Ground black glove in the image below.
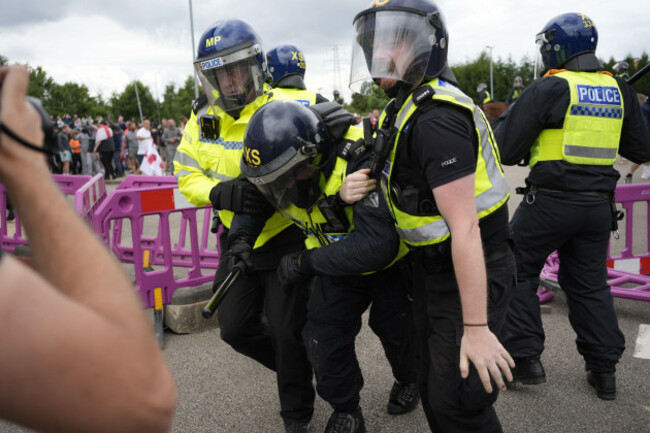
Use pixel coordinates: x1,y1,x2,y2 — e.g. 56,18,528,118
226,236,254,274
210,178,272,216
277,250,314,286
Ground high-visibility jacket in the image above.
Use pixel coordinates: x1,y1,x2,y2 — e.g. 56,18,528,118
273,87,318,106
279,127,409,269
530,71,624,168
383,78,510,247
173,85,293,249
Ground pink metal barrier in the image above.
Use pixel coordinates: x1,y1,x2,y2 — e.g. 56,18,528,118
91,180,219,309
541,183,650,302
0,174,106,252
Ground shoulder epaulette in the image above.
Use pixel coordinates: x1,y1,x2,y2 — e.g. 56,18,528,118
192,93,208,115
337,138,366,161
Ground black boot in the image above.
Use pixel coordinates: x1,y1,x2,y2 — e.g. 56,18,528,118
324,407,365,433
587,371,616,400
284,419,311,433
511,356,546,385
387,381,420,415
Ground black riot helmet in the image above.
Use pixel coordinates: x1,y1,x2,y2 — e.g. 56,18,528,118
241,100,331,210
350,0,449,96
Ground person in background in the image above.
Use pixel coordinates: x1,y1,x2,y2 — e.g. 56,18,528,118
505,76,525,105
266,44,328,106
476,82,491,109
0,64,177,433
161,119,181,175
123,121,140,174
332,89,344,105
69,129,82,174
612,61,629,80
57,124,71,174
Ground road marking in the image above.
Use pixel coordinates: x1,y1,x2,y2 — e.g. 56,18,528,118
633,324,650,359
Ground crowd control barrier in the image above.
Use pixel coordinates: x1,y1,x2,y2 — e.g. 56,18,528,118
0,174,106,252
541,183,650,302
91,177,219,310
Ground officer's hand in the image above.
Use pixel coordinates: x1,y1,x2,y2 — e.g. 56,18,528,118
226,237,254,274
277,251,314,286
459,326,515,394
340,168,376,204
210,178,273,216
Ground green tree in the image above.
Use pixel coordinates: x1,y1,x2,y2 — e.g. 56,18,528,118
160,76,197,121
347,81,390,116
110,81,157,123
0,55,8,66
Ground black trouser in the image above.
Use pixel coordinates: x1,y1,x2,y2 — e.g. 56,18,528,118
99,151,115,179
412,240,515,433
302,263,417,413
217,266,314,423
502,191,625,373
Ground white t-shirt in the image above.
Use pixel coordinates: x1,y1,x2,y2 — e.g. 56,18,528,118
136,127,153,155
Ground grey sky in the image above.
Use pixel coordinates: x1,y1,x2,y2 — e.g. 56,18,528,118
1,0,647,105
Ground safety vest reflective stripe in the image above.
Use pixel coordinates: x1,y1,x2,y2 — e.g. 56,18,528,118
530,71,623,167
564,144,618,159
385,79,509,246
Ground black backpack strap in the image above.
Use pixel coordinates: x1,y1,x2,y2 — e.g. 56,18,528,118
308,102,354,145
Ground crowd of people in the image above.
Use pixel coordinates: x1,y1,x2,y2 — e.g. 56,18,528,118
49,113,187,177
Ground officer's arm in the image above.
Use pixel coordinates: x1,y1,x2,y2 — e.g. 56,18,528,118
493,77,568,165
432,172,513,393
309,185,400,277
615,77,650,164
228,212,271,246
173,114,217,207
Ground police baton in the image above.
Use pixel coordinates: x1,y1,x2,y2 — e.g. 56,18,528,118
202,267,242,319
626,63,650,86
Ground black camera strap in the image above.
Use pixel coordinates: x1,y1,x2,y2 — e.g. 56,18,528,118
0,121,53,155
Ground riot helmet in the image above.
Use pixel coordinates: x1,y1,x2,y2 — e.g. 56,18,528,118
350,0,448,96
194,19,267,117
513,76,522,86
477,83,487,93
241,100,331,210
535,13,600,71
612,61,629,74
266,44,307,87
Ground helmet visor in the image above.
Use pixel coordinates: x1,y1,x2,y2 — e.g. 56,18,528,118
350,10,435,94
244,141,323,210
194,45,265,115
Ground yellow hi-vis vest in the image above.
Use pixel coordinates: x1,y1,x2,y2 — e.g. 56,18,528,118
383,78,510,247
273,87,318,106
529,71,624,168
279,127,409,270
173,85,293,249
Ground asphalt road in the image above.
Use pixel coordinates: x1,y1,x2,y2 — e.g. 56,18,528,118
1,163,648,433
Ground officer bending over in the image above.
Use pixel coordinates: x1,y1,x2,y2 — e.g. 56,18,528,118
494,13,650,400
230,100,419,433
346,0,516,431
173,20,314,433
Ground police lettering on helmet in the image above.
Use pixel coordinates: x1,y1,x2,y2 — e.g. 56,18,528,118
194,19,267,117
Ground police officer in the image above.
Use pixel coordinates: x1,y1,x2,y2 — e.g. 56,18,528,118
505,76,525,105
494,13,650,400
173,20,314,433
476,82,492,108
231,100,419,433
612,61,629,80
347,1,516,431
332,89,344,105
266,44,328,105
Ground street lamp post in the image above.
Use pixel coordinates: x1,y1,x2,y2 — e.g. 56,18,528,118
188,0,199,99
486,45,494,100
154,72,161,124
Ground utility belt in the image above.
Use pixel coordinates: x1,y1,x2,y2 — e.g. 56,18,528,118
516,184,624,237
411,237,513,275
